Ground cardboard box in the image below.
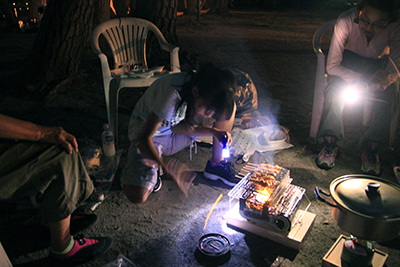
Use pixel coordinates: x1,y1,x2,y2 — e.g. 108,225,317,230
226,204,316,250
322,235,388,267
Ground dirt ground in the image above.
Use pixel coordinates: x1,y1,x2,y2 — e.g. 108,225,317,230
1,6,400,267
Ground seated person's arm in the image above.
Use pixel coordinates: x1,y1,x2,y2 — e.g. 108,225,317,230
326,17,364,84
370,31,400,90
0,113,42,141
0,113,78,154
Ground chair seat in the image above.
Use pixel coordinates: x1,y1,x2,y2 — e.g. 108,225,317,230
117,70,171,88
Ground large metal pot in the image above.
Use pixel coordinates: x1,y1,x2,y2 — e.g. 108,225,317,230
315,174,400,242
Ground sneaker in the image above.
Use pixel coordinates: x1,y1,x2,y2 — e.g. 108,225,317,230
204,160,240,186
316,146,339,169
361,151,381,175
153,176,162,193
70,213,98,235
49,234,112,264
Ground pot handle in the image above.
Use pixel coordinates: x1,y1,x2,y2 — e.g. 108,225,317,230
314,187,339,209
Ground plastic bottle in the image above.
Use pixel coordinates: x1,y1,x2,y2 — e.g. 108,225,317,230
101,123,115,158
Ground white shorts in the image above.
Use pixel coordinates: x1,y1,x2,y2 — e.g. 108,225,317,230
121,133,196,190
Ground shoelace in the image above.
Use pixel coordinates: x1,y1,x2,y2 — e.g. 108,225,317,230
323,146,337,156
75,234,86,246
221,160,237,175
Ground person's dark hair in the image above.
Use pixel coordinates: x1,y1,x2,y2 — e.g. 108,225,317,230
357,0,399,22
178,62,237,121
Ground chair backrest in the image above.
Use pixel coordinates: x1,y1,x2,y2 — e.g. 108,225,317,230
91,17,171,72
309,20,336,143
313,20,335,56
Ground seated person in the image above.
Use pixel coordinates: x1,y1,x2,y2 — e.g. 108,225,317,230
0,114,112,264
316,0,400,175
121,63,238,203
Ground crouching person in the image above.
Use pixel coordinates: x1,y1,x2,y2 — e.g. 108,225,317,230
0,114,112,264
121,63,239,204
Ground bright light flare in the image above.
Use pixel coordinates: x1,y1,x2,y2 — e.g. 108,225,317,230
221,134,230,158
342,85,360,104
222,147,230,158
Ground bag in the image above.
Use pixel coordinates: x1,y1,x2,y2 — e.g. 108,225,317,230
341,49,389,76
230,125,293,162
224,67,258,118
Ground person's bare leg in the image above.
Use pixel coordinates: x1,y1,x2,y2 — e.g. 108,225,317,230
211,106,236,163
48,215,72,252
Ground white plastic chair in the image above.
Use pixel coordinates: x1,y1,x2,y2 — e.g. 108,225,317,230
309,20,336,144
91,17,181,143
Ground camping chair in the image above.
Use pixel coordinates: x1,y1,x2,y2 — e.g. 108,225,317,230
309,19,335,144
91,17,181,143
309,20,388,145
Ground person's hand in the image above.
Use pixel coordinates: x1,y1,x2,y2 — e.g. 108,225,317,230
166,158,196,197
368,69,390,91
214,130,232,146
39,126,78,154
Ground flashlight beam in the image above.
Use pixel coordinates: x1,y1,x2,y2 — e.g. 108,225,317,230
204,193,223,230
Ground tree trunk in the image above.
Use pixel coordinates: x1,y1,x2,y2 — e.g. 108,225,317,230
132,0,178,45
27,0,97,93
132,0,178,68
186,0,196,15
111,0,130,17
24,0,176,93
208,0,229,15
94,0,111,27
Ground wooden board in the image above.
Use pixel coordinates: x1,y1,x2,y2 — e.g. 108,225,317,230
226,204,316,250
322,235,388,267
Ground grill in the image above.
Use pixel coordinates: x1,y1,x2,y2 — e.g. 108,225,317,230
228,163,305,233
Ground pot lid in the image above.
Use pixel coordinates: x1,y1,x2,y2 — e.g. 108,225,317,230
330,175,400,220
198,233,231,257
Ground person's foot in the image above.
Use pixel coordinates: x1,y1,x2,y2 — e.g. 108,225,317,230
70,213,99,235
316,146,339,169
204,160,240,187
361,151,381,176
152,176,162,193
49,235,112,264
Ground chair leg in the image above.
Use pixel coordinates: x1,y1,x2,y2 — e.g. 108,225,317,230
309,53,327,143
108,84,119,145
389,82,400,148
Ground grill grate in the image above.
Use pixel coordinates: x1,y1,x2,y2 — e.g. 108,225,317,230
228,163,306,232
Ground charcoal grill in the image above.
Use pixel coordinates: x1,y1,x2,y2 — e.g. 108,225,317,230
228,163,306,233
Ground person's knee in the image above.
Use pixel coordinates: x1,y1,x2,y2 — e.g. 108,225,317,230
123,184,151,204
